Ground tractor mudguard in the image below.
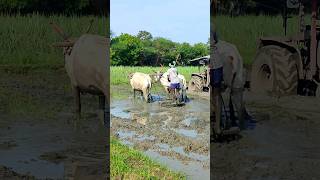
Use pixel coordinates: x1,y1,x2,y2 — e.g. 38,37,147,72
258,37,303,79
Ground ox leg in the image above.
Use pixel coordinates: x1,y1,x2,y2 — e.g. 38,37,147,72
142,89,149,102
231,88,246,130
133,89,136,99
99,95,106,125
165,87,170,99
73,86,81,120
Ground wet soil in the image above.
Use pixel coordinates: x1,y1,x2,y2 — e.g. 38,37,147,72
211,91,320,180
111,86,210,179
0,67,107,179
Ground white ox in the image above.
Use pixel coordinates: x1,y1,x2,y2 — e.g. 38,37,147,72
129,72,152,102
51,22,109,123
153,70,187,101
213,40,249,128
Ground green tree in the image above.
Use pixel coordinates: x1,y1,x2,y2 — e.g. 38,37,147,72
177,43,194,65
152,37,177,65
137,30,153,41
111,33,144,66
193,42,209,58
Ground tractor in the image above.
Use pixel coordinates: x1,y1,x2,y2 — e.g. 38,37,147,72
188,55,210,92
251,0,320,96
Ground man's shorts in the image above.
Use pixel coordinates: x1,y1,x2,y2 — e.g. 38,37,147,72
210,67,223,88
170,83,180,89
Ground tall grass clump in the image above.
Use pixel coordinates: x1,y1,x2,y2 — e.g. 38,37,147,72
0,14,108,66
216,15,303,65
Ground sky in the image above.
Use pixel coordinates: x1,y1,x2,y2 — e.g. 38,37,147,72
110,0,209,45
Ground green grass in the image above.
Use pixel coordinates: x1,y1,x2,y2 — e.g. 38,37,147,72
215,15,307,65
111,138,185,179
0,14,108,66
111,66,198,85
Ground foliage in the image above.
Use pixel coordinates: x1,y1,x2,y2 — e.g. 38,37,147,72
0,14,108,66
111,31,209,66
111,34,144,66
0,0,109,15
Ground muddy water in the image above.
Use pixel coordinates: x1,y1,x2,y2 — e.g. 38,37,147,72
211,92,320,180
111,88,210,179
0,121,67,179
0,70,107,179
0,116,107,179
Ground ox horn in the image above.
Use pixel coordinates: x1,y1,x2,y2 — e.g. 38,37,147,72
49,22,70,40
160,64,164,72
85,19,94,33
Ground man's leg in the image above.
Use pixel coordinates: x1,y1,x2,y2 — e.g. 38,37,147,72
210,67,223,135
212,87,222,134
231,88,246,130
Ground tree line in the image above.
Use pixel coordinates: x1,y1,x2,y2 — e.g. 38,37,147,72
217,0,316,16
111,31,209,66
0,0,109,15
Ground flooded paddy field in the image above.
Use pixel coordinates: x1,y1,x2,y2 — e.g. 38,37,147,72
0,68,107,179
111,86,210,179
211,92,320,180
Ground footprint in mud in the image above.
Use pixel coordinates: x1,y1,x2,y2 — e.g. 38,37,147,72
39,152,68,164
0,140,17,150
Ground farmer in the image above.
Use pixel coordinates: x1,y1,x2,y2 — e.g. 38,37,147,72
210,29,225,135
211,31,247,132
166,61,180,88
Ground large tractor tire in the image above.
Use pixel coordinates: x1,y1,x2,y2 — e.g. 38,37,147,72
251,45,298,95
188,76,203,92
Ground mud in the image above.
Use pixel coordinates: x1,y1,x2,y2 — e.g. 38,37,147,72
0,68,107,179
111,86,210,179
211,91,320,180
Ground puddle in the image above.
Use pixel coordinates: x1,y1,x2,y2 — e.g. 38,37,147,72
174,129,198,138
0,122,70,179
117,130,155,142
117,130,135,139
157,143,170,150
0,119,106,179
145,150,209,180
155,143,208,162
181,117,196,127
172,146,209,161
122,140,134,146
136,134,156,141
111,100,131,119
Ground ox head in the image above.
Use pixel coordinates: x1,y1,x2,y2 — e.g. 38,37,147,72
152,64,164,82
50,20,94,58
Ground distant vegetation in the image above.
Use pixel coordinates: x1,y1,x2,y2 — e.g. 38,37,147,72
111,31,209,66
217,0,315,16
0,14,304,67
111,66,198,86
0,0,109,15
0,14,108,66
215,15,303,65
